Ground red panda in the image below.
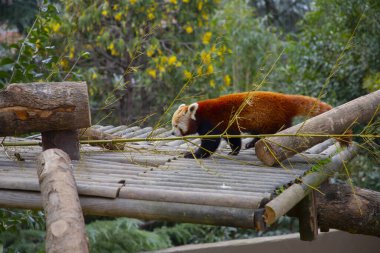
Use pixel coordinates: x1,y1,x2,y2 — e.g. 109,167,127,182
171,91,343,159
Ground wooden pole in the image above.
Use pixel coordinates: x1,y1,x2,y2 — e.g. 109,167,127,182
264,144,357,225
316,183,380,237
255,90,380,166
37,149,89,253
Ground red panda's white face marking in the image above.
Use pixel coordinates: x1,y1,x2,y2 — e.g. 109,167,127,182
171,103,198,136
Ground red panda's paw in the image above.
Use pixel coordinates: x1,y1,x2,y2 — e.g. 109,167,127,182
184,151,211,159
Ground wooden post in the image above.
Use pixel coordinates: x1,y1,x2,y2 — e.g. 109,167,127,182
42,130,80,160
296,191,318,241
0,82,91,160
255,90,380,166
37,149,89,253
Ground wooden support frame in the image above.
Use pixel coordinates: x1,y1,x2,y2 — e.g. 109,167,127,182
295,191,318,241
37,149,89,252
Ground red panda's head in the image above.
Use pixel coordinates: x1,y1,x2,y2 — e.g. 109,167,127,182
171,103,199,136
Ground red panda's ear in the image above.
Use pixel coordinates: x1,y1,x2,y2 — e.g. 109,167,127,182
188,103,198,120
178,104,186,109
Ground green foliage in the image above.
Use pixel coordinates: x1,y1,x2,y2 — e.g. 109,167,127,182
273,0,380,104
0,209,44,233
0,1,83,88
0,230,45,253
86,218,171,253
210,0,283,92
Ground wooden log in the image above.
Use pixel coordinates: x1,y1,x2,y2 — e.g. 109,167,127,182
37,149,88,253
0,190,256,229
79,127,125,150
255,90,380,166
119,187,263,209
264,144,357,225
0,82,91,136
316,183,380,237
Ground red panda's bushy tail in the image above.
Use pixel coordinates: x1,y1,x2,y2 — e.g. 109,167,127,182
288,94,351,146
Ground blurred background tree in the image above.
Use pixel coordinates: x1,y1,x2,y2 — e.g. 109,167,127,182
0,0,379,252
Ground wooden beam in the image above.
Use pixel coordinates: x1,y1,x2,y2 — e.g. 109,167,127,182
255,90,379,166
264,144,357,225
37,149,89,253
0,82,91,136
316,183,380,237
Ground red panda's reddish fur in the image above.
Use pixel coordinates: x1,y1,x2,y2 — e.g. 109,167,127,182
195,91,332,134
172,91,350,158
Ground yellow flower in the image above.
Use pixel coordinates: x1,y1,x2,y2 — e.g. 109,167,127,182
52,23,61,32
201,12,208,20
147,68,157,79
113,4,118,10
59,59,68,68
207,64,214,74
168,55,177,65
224,74,231,86
148,12,155,20
108,43,118,56
200,51,211,65
184,70,192,79
202,32,212,45
130,0,137,5
176,61,182,67
198,1,203,10
169,0,177,3
183,0,190,3
147,48,154,57
159,66,166,73
210,80,216,88
108,43,115,50
101,10,108,16
114,12,122,21
211,44,217,52
185,25,193,34
161,56,168,64
69,47,75,59
197,66,203,75
92,72,98,80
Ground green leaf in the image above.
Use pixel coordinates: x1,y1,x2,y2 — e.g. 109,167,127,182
0,58,14,66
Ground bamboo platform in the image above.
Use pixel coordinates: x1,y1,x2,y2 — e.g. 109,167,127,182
0,125,356,228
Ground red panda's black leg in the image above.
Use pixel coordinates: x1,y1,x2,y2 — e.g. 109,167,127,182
184,138,221,159
224,137,242,155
